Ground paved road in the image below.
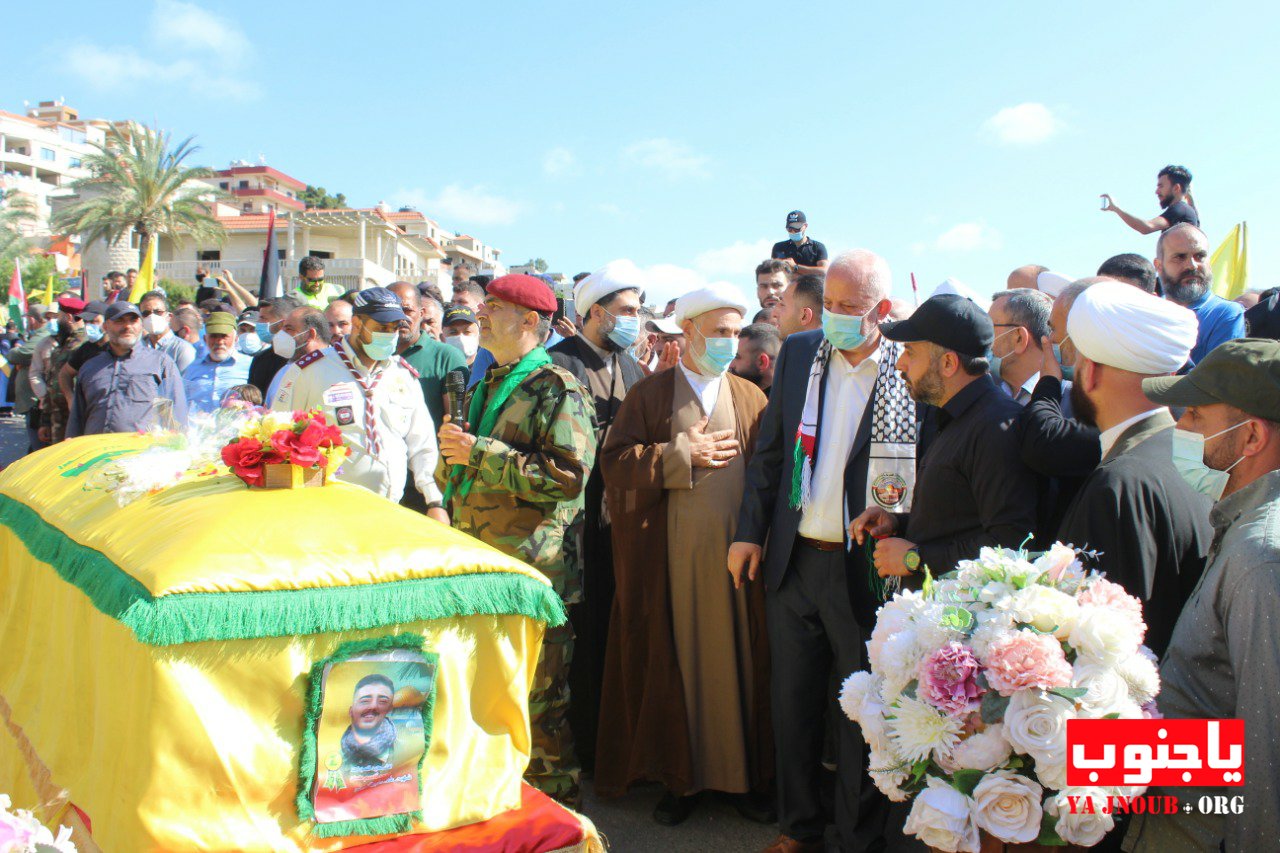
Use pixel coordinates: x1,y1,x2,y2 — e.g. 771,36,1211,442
0,413,28,468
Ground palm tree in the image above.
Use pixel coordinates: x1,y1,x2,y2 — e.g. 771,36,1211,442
52,123,226,268
0,193,37,258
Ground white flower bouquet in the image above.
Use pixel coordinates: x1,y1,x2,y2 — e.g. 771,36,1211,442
0,793,76,852
840,544,1160,851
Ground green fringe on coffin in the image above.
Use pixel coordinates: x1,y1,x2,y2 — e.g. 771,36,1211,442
297,635,439,839
0,494,566,646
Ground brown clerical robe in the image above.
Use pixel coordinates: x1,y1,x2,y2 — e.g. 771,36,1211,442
595,367,773,798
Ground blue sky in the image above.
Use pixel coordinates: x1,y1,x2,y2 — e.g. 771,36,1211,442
7,0,1279,305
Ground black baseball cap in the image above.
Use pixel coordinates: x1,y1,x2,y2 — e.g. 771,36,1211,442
350,287,408,324
81,300,108,321
103,302,141,321
1143,339,1280,422
786,210,807,225
443,305,478,327
880,293,994,358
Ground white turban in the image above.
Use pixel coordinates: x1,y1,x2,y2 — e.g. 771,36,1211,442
1068,280,1197,375
1036,270,1073,298
931,277,990,311
672,283,749,326
575,259,647,317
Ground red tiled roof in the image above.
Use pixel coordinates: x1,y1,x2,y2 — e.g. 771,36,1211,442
214,165,306,190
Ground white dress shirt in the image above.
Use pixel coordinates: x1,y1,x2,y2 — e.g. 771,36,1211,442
1099,407,1166,459
678,361,723,415
797,348,880,542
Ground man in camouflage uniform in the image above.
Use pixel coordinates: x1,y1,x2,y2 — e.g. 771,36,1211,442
40,297,105,444
437,274,597,808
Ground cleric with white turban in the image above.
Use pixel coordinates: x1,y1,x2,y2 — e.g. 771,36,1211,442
1056,278,1212,658
1068,279,1198,375
576,259,648,318
672,283,750,326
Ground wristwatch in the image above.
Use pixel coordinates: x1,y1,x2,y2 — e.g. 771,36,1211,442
903,547,921,573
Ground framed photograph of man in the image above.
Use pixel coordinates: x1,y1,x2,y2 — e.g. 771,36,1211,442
298,635,439,837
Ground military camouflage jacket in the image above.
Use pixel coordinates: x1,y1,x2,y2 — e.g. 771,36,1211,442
39,329,89,433
438,360,598,603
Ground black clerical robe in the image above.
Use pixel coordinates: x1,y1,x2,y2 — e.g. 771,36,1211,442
1056,410,1211,656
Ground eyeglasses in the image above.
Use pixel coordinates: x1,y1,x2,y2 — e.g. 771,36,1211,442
140,309,167,317
785,226,803,233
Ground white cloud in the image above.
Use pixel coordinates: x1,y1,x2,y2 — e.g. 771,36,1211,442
391,185,522,227
595,202,624,216
66,1,259,101
542,147,576,177
693,238,773,278
934,222,1003,252
151,0,248,58
982,103,1063,145
622,138,710,179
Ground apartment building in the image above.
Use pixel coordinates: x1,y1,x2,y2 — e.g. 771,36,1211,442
0,100,107,235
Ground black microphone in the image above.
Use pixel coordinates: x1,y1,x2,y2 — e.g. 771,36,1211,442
444,368,468,428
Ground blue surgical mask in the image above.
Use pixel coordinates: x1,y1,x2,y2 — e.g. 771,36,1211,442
988,328,1017,380
362,330,399,361
821,308,871,351
254,322,270,341
85,323,104,342
788,230,805,243
46,319,59,335
691,326,736,376
1052,335,1074,381
1172,423,1248,501
606,313,640,350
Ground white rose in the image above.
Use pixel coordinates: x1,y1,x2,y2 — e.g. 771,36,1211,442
1011,585,1080,639
942,723,1014,772
1034,543,1087,587
1045,787,1115,846
839,671,876,725
1069,604,1141,666
1034,753,1069,790
903,778,980,853
1072,661,1136,717
1114,652,1160,705
1004,689,1075,764
972,770,1043,843
840,671,890,752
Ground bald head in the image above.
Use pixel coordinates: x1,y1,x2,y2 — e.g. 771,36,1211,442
1156,222,1208,261
823,249,892,354
826,249,892,303
1049,278,1104,357
389,281,420,311
1007,264,1048,291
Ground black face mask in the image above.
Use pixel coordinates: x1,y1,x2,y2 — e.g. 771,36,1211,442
195,274,206,282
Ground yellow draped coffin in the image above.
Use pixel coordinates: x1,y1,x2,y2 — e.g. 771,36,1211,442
0,434,562,852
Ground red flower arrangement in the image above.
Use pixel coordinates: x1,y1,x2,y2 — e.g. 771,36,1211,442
221,409,348,488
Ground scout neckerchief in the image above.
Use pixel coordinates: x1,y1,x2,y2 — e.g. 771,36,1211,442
443,345,552,504
334,339,387,457
789,338,917,599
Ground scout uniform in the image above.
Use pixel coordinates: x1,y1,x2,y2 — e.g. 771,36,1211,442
271,288,444,505
437,274,598,807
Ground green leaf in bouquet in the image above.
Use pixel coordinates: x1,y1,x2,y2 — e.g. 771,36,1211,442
921,565,935,598
1005,755,1024,769
909,758,930,786
901,679,918,700
980,690,1010,724
1102,712,1121,719
975,670,989,690
1036,811,1068,846
950,769,985,797
940,605,974,630
1014,621,1058,635
1049,686,1088,701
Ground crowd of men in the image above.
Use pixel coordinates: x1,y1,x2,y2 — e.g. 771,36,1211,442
2,163,1279,853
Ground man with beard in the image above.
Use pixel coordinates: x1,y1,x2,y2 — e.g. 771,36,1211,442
547,260,647,775
39,295,96,444
292,256,345,310
342,674,397,776
852,293,1038,578
67,302,188,437
1156,223,1245,366
1102,164,1200,234
436,274,597,807
182,312,251,414
1056,280,1210,655
248,296,302,397
729,322,780,394
755,259,791,314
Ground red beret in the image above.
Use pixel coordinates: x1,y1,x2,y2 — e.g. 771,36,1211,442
486,274,557,314
56,294,87,314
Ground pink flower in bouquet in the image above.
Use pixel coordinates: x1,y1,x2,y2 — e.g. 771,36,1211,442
918,642,985,715
1141,701,1163,720
271,428,322,467
983,631,1073,697
1077,579,1146,638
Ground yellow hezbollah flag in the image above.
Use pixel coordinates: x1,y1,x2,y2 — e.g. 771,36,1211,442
1210,222,1249,300
127,237,156,303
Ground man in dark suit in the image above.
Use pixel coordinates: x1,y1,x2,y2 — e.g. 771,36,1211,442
248,296,300,397
547,260,646,775
730,250,923,853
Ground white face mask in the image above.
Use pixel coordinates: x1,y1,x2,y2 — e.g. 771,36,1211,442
444,334,479,358
273,328,302,360
141,314,168,336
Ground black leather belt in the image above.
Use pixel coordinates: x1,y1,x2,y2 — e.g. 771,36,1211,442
797,535,842,552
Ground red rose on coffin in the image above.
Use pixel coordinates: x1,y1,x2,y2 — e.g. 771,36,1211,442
222,437,268,487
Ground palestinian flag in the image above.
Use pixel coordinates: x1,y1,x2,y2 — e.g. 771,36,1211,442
7,260,26,333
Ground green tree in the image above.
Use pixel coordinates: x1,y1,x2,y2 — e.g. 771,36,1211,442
300,186,347,209
0,193,37,259
52,124,226,271
520,258,549,273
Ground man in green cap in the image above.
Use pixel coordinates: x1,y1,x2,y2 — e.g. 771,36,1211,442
437,273,597,808
182,311,251,413
1126,339,1280,852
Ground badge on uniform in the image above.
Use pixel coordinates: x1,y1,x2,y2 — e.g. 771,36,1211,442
323,383,357,407
335,406,355,426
